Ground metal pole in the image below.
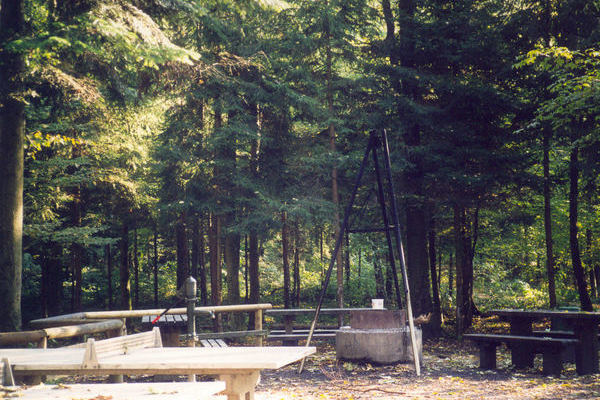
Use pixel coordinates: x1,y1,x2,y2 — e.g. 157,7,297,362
381,129,421,375
371,134,403,310
299,134,376,373
185,276,197,382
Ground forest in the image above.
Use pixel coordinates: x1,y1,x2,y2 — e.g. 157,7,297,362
1,0,599,336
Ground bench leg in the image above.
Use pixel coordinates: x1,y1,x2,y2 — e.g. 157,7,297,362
1,358,15,386
220,371,260,400
479,343,497,369
542,348,563,376
511,345,534,369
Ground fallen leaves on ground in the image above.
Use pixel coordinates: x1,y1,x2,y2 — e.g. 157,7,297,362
256,338,600,400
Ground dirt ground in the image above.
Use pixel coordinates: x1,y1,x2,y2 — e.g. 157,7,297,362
253,338,600,400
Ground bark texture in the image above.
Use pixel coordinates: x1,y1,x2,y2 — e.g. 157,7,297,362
0,0,25,332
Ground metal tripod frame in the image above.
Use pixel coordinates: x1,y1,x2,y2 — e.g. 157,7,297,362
299,129,421,375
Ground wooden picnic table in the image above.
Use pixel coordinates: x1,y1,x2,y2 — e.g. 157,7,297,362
1,346,315,400
491,309,600,375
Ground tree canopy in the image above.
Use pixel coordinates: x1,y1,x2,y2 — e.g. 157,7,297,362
1,0,599,333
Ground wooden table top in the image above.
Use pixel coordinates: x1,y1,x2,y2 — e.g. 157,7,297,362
491,309,600,320
2,346,316,373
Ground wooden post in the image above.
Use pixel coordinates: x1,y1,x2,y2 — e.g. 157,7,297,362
254,310,263,346
37,336,47,349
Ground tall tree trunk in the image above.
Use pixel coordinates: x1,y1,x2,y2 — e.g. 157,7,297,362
191,217,200,280
357,249,362,289
133,227,139,308
247,100,260,316
586,229,597,298
282,212,291,309
345,232,350,285
385,257,394,304
176,212,189,290
244,235,249,303
0,0,25,335
42,244,63,317
293,224,301,308
324,1,343,311
386,0,433,326
224,232,240,306
153,223,158,308
448,252,454,299
105,244,113,310
199,217,208,305
373,253,385,299
595,265,600,299
404,126,433,327
209,212,222,331
119,223,131,310
428,220,442,334
543,129,557,308
568,144,593,311
454,204,474,335
248,232,260,328
70,181,83,312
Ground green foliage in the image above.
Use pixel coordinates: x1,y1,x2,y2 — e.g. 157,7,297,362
13,0,600,324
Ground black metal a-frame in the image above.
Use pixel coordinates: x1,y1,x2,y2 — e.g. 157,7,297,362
299,129,421,375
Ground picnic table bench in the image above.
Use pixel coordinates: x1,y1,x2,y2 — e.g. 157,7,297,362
465,309,600,375
464,333,577,375
265,308,376,345
141,314,187,346
1,327,316,400
492,309,600,375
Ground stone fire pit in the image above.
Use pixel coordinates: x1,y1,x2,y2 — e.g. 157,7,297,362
336,309,422,364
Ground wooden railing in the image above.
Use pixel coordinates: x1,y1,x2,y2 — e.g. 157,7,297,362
0,319,125,348
10,304,273,348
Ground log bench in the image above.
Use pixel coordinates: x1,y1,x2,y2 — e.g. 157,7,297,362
464,333,578,375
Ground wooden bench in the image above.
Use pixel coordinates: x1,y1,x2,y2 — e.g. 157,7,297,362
464,333,578,375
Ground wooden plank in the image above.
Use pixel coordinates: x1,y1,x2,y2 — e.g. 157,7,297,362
464,333,578,347
9,347,315,373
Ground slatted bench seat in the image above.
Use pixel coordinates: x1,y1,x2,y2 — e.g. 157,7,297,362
199,339,228,348
464,334,578,375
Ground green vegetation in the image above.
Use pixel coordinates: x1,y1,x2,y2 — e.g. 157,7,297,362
1,0,600,335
